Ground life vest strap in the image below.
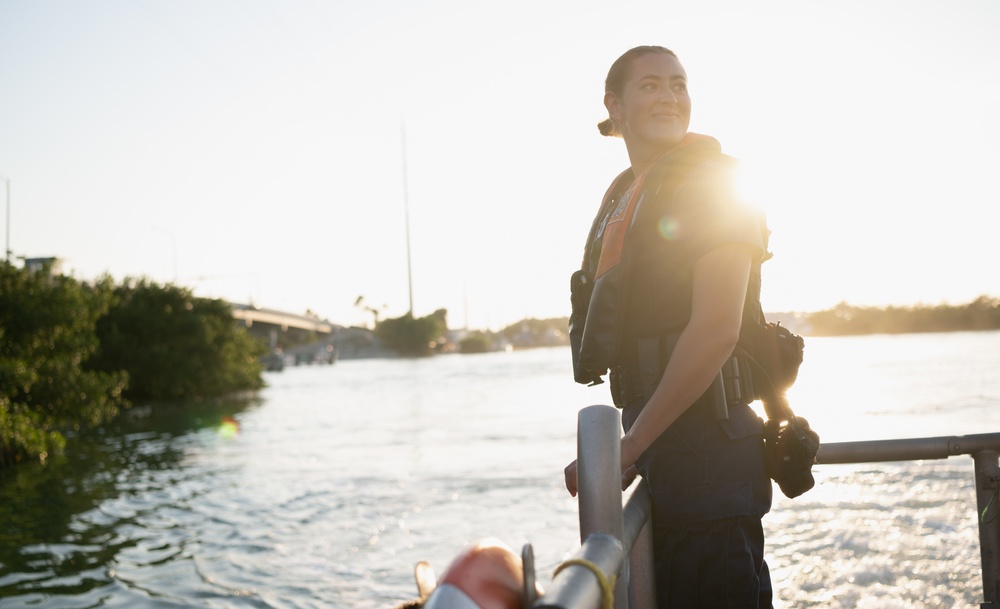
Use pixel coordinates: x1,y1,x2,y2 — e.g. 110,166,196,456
609,344,754,415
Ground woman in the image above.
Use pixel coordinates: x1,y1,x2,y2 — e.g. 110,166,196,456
565,46,773,608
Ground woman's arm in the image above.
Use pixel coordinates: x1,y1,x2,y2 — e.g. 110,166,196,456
618,242,753,471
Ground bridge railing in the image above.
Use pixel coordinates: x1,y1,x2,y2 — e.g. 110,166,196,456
534,404,1000,609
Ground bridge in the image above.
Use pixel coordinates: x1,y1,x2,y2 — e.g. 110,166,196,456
230,303,335,334
230,303,390,366
230,303,339,362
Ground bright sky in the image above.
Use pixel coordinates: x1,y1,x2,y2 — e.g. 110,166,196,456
2,0,999,331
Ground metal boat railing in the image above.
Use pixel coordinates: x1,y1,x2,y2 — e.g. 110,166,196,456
534,404,1000,609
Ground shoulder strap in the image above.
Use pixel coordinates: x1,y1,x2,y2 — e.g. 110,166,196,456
580,168,633,273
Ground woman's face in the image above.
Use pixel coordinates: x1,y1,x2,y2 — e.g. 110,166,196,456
607,53,691,160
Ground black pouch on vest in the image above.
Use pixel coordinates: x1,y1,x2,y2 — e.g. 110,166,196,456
575,262,631,385
569,270,603,385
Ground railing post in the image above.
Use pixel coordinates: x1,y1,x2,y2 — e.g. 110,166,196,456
627,510,655,609
621,482,655,609
975,449,1000,608
577,405,628,609
534,534,626,609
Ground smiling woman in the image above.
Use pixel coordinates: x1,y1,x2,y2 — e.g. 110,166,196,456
566,45,776,609
599,50,691,171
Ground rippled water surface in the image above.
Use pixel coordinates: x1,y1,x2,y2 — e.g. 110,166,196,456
2,332,999,608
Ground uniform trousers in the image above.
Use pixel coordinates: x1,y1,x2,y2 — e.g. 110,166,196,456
621,390,774,609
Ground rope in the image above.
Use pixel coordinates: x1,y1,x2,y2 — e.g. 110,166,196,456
553,558,616,609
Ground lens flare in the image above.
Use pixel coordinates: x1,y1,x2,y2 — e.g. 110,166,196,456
218,416,240,439
658,216,679,241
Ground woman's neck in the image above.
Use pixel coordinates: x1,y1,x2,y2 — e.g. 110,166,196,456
625,145,656,176
625,133,695,175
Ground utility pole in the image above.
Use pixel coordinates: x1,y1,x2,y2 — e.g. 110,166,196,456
0,174,9,261
401,123,414,317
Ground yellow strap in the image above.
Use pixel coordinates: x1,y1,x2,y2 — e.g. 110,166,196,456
553,558,616,609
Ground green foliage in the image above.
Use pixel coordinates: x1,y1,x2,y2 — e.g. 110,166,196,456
0,262,127,466
88,279,266,402
375,309,447,357
459,332,493,354
1,265,267,469
804,296,1000,336
498,317,571,348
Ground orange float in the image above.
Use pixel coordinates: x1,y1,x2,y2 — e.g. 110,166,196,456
410,538,541,609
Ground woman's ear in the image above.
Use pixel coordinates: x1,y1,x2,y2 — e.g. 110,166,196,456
604,91,621,123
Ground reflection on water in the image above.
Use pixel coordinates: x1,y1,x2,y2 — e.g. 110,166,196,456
1,333,998,608
786,332,1000,443
768,460,980,607
0,398,261,607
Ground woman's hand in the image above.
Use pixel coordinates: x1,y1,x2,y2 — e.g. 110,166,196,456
564,459,579,497
564,459,640,497
621,463,638,490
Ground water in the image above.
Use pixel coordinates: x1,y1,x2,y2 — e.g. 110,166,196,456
2,331,999,608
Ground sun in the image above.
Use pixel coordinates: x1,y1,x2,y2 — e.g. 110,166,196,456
732,155,784,220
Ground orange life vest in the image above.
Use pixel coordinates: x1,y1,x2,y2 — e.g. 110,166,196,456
570,133,724,384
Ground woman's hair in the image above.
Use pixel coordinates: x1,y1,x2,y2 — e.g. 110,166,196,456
598,45,679,137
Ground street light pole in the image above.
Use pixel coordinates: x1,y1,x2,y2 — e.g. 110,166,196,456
0,175,9,261
400,123,414,317
5,178,9,261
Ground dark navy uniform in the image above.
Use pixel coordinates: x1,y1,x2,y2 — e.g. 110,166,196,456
621,389,772,608
577,135,773,608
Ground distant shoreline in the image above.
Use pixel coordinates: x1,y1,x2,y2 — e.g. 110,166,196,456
767,296,1000,337
502,296,1000,346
